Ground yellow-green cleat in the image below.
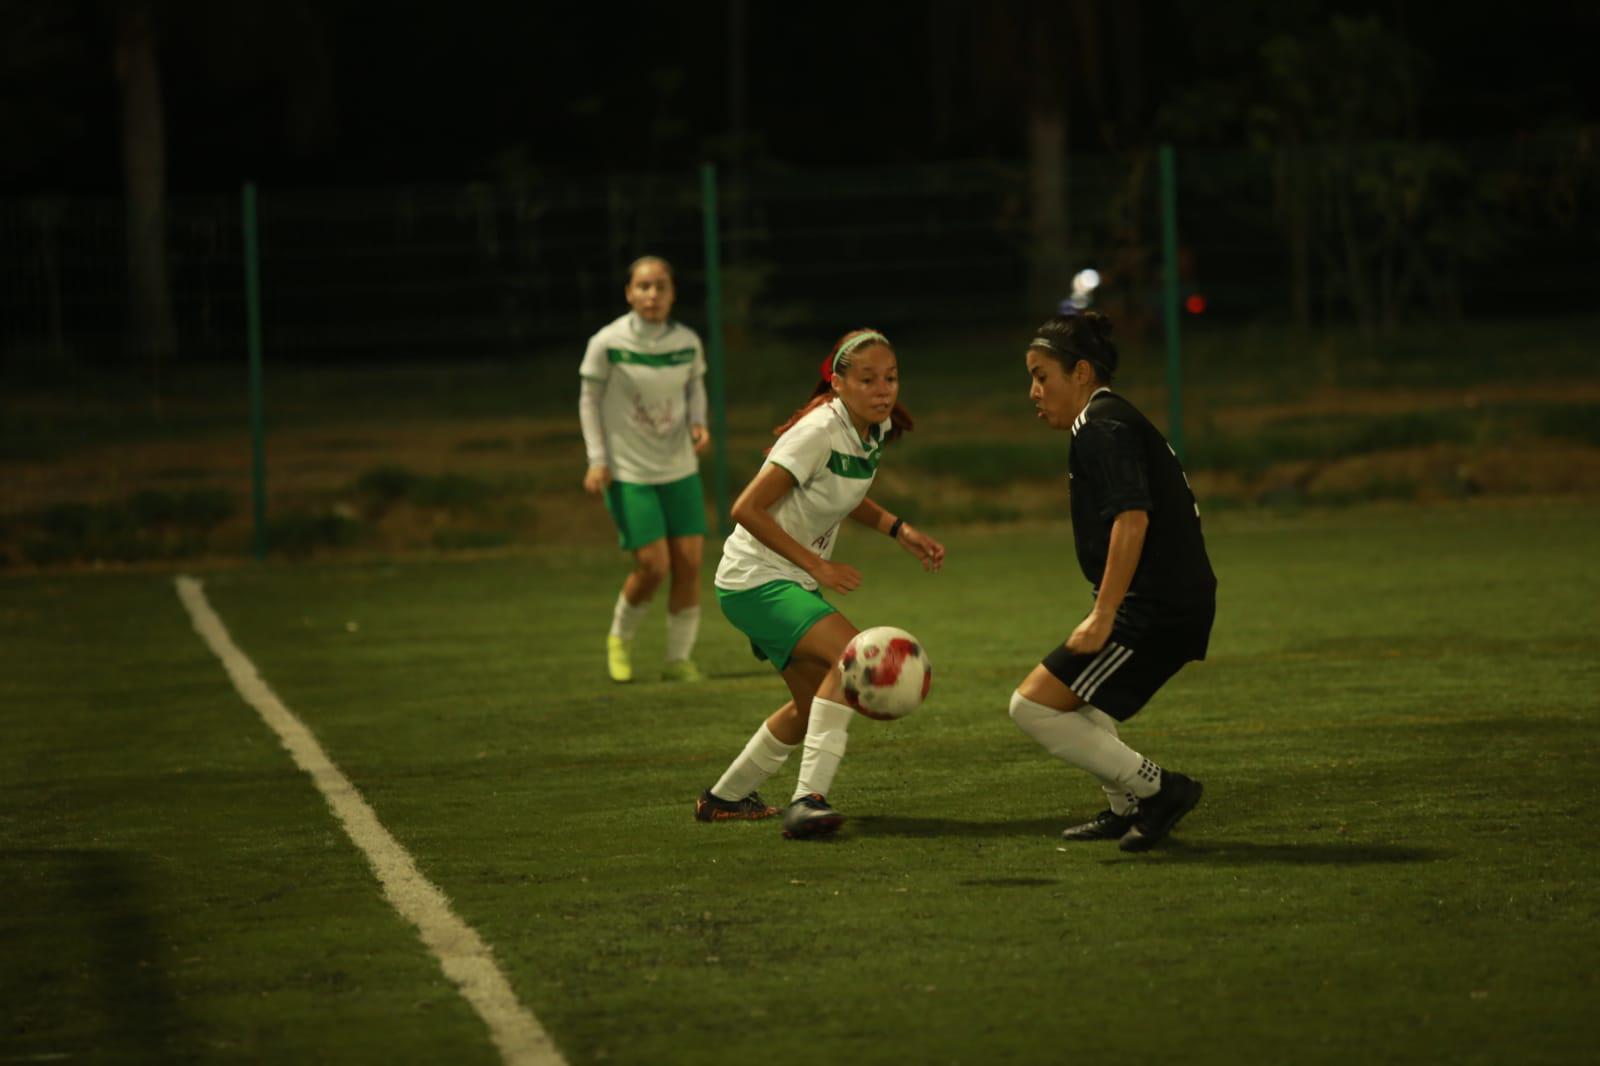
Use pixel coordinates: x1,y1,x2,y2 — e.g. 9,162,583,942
606,634,633,683
660,659,705,683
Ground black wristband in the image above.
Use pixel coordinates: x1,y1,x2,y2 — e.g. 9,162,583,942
888,517,905,539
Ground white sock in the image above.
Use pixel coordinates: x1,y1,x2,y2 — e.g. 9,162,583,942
609,590,648,640
1083,706,1139,814
665,606,700,663
1103,783,1140,815
1008,691,1163,799
793,697,853,802
710,723,796,801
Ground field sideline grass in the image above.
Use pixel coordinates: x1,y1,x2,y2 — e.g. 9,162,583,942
3,501,1598,1063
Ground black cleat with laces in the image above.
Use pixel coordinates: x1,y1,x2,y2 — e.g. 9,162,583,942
1118,771,1203,852
694,788,780,822
781,793,845,839
1060,808,1137,842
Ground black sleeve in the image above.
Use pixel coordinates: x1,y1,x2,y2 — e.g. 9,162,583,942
1074,419,1152,521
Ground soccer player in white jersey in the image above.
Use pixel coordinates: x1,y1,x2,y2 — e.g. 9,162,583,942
579,256,712,683
696,328,946,839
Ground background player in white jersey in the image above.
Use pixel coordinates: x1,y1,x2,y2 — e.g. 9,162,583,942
697,329,945,838
1009,311,1218,852
579,256,711,683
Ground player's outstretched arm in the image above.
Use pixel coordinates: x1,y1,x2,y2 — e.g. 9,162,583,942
897,523,945,571
848,497,945,572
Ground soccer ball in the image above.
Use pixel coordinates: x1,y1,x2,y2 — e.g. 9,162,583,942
838,626,931,720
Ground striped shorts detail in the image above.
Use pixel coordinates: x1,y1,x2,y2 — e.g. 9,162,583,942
1038,608,1213,722
1069,641,1134,701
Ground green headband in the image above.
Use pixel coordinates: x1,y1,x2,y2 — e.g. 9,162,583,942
831,330,889,375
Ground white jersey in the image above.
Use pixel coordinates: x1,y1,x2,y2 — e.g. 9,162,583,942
578,312,706,485
716,397,891,592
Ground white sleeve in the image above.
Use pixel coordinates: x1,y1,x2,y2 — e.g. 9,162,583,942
578,332,611,381
686,374,708,427
579,377,609,468
766,420,829,485
686,332,708,425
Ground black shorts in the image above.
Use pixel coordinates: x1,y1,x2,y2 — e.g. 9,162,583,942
1040,599,1214,721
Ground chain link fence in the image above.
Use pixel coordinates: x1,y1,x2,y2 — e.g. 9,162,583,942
3,136,1598,563
6,135,1595,375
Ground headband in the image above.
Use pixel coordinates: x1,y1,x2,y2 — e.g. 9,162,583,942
1031,334,1114,381
820,330,890,381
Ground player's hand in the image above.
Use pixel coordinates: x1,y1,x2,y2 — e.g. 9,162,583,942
1065,610,1114,655
896,523,945,572
690,424,711,455
583,465,612,494
809,559,863,595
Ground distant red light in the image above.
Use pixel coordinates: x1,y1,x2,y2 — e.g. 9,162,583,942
1185,294,1207,314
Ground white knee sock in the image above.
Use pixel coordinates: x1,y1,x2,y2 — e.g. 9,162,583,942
610,590,648,640
793,697,853,802
710,722,796,801
665,606,700,663
1008,691,1162,799
1083,705,1140,814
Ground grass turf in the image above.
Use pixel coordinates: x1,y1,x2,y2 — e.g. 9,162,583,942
3,501,1598,1063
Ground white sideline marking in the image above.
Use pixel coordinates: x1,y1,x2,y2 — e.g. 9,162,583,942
175,575,565,1066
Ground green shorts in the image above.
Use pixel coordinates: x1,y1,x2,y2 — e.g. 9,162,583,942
716,580,836,671
604,473,708,551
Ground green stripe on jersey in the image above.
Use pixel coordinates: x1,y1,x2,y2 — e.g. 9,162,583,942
607,347,697,367
827,450,879,479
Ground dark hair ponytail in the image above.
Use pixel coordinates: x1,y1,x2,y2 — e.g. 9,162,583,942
1029,311,1119,383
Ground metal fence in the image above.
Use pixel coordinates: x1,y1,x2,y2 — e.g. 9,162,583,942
3,135,1596,368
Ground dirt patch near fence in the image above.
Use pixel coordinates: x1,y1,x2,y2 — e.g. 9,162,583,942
3,380,1600,569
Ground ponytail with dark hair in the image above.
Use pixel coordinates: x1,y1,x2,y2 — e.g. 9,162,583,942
771,329,916,445
1029,311,1119,383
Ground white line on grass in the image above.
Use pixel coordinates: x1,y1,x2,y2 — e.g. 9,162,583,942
175,575,566,1066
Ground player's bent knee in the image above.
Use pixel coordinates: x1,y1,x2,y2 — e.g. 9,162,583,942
668,544,702,574
635,552,670,584
1009,689,1050,727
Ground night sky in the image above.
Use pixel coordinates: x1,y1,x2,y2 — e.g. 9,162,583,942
5,0,1598,196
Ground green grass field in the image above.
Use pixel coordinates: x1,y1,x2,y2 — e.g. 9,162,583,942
4,501,1599,1064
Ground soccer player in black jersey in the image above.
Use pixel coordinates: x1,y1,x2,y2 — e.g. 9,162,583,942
1008,311,1217,852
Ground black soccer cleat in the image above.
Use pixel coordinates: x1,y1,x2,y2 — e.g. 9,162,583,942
1119,771,1203,852
1061,808,1137,842
694,788,780,822
782,793,845,840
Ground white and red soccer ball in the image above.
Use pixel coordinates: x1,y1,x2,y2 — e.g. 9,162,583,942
839,626,931,719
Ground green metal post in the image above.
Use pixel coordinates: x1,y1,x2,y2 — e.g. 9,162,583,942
699,163,732,537
243,182,268,560
1159,144,1185,462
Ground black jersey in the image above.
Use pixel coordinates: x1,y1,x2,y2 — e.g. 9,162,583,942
1067,389,1217,616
